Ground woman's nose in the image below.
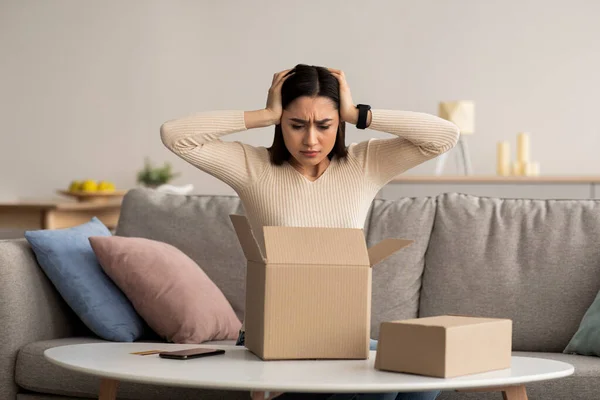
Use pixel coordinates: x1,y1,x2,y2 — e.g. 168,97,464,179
303,129,318,146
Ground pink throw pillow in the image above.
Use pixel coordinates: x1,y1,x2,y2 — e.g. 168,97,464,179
89,236,241,343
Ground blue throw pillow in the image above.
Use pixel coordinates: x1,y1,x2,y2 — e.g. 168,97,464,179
564,290,600,356
25,217,144,342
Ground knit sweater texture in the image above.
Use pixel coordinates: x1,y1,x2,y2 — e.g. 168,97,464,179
161,109,459,254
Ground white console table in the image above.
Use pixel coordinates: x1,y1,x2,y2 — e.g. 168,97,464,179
381,176,600,200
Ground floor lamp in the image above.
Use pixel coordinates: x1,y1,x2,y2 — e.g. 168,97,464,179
435,101,475,175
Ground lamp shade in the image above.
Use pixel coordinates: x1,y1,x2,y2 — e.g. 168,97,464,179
438,101,475,134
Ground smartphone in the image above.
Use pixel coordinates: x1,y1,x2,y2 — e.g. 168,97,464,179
158,348,225,360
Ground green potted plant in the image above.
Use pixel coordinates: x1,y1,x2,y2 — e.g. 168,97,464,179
136,158,181,188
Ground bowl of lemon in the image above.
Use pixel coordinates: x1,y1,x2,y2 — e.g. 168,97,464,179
58,180,127,203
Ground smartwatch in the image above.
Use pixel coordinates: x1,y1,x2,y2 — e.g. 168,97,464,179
356,104,371,129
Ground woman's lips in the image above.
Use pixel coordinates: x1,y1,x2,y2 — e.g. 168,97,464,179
300,151,320,158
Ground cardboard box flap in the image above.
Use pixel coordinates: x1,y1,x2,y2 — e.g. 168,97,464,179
263,226,370,265
368,238,414,267
229,215,265,262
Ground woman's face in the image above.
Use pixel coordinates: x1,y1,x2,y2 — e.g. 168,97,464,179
281,96,339,168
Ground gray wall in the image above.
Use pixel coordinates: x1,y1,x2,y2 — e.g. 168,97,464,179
1,0,599,200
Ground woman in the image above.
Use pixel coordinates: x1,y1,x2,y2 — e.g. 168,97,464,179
161,64,459,400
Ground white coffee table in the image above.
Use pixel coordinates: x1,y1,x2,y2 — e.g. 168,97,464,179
44,343,574,400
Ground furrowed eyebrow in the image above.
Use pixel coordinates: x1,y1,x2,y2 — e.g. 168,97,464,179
290,118,333,124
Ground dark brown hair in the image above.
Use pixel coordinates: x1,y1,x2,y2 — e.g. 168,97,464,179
268,64,348,165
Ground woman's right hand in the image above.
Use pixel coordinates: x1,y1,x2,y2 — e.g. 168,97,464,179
265,68,295,125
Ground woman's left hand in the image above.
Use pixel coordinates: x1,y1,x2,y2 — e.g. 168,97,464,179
328,68,358,125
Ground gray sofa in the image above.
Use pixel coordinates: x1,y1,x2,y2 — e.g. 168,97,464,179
1,188,599,399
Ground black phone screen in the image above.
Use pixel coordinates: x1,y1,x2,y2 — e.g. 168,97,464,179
158,348,225,360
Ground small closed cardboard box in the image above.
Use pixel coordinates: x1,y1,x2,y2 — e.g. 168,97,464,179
374,315,512,378
229,215,413,360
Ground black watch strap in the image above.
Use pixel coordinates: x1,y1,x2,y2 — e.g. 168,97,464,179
356,104,371,129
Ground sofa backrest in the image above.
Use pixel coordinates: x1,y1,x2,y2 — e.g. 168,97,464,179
117,189,600,352
420,192,600,352
365,197,437,338
116,188,248,322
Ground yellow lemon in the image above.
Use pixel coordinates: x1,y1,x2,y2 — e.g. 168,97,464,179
81,180,98,192
98,181,116,192
68,180,83,192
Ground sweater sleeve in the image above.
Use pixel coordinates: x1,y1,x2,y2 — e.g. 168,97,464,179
348,109,460,187
160,110,268,191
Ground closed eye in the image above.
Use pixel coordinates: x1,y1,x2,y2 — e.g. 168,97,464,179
292,125,331,130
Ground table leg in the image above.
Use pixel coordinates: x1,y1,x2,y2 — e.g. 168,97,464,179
502,385,528,400
99,378,118,400
250,390,284,399
457,384,528,400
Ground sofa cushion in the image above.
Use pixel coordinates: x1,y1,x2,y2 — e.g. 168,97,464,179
421,193,600,352
16,337,244,400
90,235,242,344
365,197,436,339
564,288,600,356
24,217,145,342
115,189,247,322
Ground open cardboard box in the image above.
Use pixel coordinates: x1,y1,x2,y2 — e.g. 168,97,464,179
230,215,413,360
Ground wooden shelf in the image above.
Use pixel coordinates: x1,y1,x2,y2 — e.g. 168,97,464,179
390,175,600,184
0,199,123,230
0,199,123,210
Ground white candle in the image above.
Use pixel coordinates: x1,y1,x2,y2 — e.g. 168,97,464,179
517,132,530,163
497,141,510,176
512,161,524,176
524,162,540,176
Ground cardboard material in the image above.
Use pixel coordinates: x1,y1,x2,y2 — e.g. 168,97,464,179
229,215,413,360
374,315,512,378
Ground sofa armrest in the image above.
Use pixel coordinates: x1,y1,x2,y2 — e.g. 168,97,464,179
0,239,87,399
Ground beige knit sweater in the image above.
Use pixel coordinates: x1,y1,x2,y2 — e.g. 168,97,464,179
160,109,460,253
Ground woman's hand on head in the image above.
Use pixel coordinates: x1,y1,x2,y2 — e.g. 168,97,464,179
327,68,358,125
265,69,295,125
